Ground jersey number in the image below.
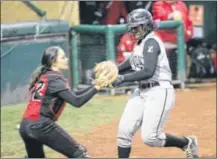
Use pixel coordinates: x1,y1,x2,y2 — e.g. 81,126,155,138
31,82,45,102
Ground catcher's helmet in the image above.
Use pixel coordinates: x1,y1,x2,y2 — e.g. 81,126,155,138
127,9,156,39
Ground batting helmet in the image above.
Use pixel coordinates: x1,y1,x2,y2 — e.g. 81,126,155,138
127,8,156,39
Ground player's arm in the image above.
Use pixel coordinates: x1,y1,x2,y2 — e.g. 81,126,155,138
57,88,97,108
74,85,94,95
122,38,160,82
117,58,132,73
48,78,97,108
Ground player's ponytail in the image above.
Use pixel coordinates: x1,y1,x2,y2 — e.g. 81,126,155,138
29,65,49,91
28,46,59,91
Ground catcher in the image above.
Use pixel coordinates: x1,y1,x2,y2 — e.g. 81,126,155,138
19,46,117,158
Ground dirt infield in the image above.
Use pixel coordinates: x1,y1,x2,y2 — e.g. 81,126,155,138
74,83,216,158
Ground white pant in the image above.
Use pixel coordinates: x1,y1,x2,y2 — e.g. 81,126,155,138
117,83,175,148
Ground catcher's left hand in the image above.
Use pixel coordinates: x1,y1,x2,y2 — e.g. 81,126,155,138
93,60,119,90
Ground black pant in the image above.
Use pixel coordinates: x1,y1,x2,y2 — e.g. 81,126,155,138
19,116,88,158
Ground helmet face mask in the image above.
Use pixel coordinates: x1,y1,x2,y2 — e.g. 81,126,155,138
128,25,145,40
127,9,154,40
128,23,153,40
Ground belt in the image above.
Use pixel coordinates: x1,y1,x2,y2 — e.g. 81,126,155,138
139,82,160,89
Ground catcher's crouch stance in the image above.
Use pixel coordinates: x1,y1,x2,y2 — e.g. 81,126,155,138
112,9,198,158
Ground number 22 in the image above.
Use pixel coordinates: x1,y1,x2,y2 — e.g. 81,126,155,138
31,81,45,101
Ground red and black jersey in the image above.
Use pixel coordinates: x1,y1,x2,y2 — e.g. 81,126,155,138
23,71,69,121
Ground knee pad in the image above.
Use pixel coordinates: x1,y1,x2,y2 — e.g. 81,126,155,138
72,145,89,158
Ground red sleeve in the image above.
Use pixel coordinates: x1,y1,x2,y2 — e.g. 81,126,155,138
152,2,169,21
185,18,193,41
120,2,128,19
180,1,193,41
179,1,188,14
117,34,136,63
116,44,125,63
117,35,127,63
118,34,136,52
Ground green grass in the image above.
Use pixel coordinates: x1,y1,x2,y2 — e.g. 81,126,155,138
1,95,128,158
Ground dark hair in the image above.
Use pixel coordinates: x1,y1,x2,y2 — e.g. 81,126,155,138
29,46,60,90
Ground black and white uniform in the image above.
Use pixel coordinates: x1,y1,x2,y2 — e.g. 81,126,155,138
117,32,175,148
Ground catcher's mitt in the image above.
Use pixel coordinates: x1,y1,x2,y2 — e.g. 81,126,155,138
93,61,119,89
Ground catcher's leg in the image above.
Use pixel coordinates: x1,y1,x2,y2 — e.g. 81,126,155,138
117,93,144,158
21,137,45,158
19,119,46,158
29,119,89,158
45,123,89,158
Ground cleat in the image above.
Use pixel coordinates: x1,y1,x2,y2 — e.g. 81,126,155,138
183,136,198,158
